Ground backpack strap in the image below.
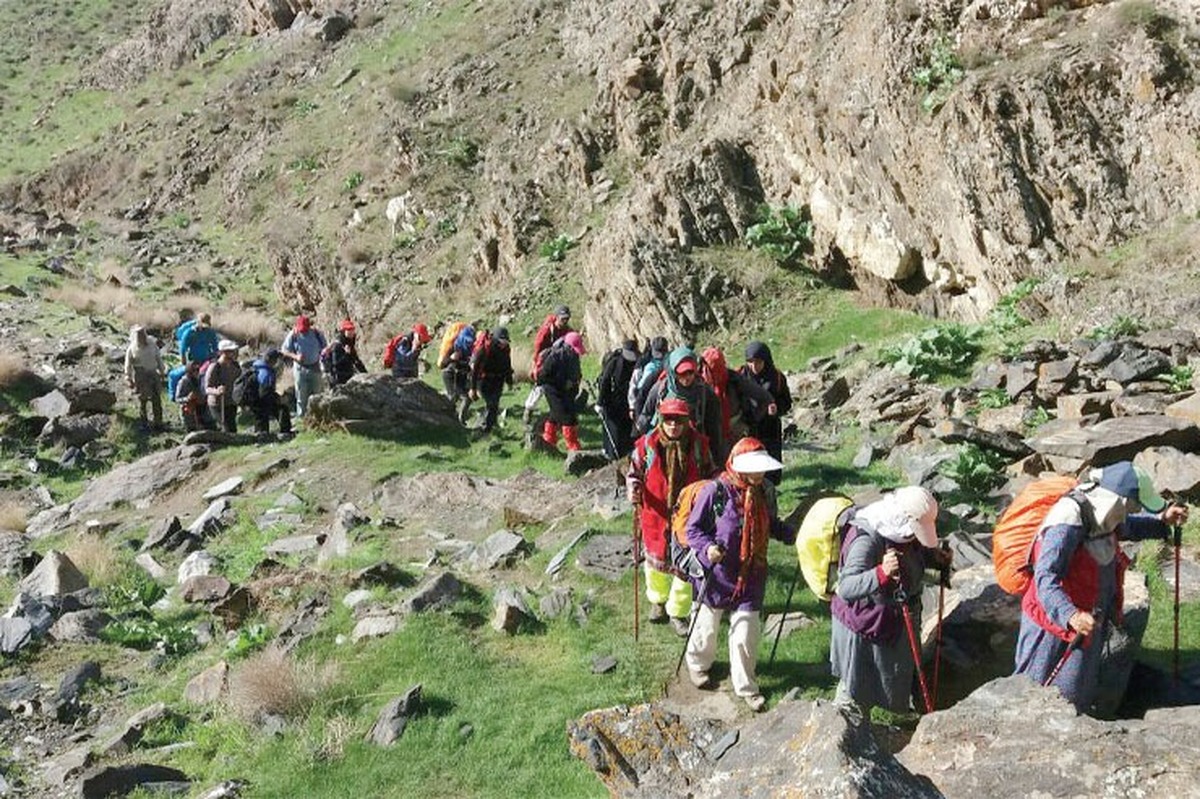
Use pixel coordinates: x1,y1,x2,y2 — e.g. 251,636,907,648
1065,488,1105,540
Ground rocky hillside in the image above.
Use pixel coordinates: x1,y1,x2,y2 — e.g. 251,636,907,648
3,0,1200,354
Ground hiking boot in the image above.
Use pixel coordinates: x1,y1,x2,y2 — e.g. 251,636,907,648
744,693,766,713
688,670,714,690
648,603,667,624
669,616,690,637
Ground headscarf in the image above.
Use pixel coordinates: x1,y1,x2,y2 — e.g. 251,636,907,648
295,315,312,334
744,340,781,392
664,346,699,398
700,347,732,442
723,437,771,598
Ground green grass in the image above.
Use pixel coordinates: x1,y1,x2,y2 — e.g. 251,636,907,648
1137,523,1200,674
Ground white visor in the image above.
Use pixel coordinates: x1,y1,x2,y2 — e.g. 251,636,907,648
730,450,784,474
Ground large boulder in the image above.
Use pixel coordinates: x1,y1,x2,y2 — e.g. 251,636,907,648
897,676,1200,798
1026,414,1200,465
568,701,939,798
306,375,462,439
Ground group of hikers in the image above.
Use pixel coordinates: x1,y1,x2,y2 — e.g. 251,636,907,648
122,306,1191,719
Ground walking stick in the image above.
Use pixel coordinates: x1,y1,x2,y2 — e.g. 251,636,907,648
674,567,713,678
896,585,934,714
1044,632,1082,688
768,561,801,666
632,503,641,642
932,544,950,707
1174,524,1182,683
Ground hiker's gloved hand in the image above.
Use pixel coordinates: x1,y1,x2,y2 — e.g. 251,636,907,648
707,545,724,564
626,477,642,505
1068,610,1096,637
880,549,901,580
1161,504,1188,527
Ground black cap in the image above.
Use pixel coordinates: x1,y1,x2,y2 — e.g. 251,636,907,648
650,336,668,358
493,327,510,341
621,339,639,362
554,304,571,319
263,347,280,362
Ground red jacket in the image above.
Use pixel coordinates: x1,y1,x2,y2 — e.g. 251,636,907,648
1021,528,1128,645
628,429,714,564
531,315,570,378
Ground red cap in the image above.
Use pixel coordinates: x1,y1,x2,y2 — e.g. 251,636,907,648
295,315,311,333
674,357,697,375
413,323,432,344
339,319,356,333
659,398,691,418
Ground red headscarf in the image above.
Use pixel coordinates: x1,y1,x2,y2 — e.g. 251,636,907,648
724,437,770,598
701,347,732,442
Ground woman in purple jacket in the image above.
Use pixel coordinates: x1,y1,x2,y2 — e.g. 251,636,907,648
684,437,795,712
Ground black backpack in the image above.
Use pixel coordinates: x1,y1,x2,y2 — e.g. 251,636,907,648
232,362,260,407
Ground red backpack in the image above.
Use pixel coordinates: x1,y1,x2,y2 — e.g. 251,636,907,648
382,332,408,369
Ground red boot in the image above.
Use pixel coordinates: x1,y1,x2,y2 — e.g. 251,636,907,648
563,424,581,451
542,420,559,447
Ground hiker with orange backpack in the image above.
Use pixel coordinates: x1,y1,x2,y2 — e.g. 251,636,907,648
627,398,717,636
1013,462,1186,712
829,486,950,716
682,437,795,712
385,323,432,378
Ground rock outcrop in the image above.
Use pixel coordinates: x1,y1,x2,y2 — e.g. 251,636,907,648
305,375,461,439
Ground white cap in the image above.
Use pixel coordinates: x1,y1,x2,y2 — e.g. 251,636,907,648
730,450,784,474
891,486,939,548
218,339,239,352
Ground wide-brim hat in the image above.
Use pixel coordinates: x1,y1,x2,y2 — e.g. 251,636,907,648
218,339,238,352
730,450,784,474
891,486,939,548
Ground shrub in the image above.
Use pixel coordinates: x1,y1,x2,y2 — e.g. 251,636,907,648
976,387,1012,409
990,278,1040,335
216,309,282,350
1024,406,1052,431
1159,365,1195,393
538,234,575,263
342,171,364,192
881,324,983,381
1089,314,1144,339
440,136,479,168
745,205,813,266
913,34,965,113
227,648,338,722
65,534,124,587
940,443,1007,500
226,623,272,660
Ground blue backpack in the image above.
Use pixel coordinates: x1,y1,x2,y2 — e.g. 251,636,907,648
454,326,476,358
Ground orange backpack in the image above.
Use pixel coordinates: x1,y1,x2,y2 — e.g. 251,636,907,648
667,479,728,576
992,475,1079,595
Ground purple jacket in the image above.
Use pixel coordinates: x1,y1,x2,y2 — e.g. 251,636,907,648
685,477,794,612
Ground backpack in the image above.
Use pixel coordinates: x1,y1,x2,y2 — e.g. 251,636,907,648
454,326,476,358
633,358,665,417
382,333,407,369
992,475,1091,595
320,345,337,379
232,362,260,407
794,495,856,601
437,322,467,368
174,319,198,353
667,479,729,578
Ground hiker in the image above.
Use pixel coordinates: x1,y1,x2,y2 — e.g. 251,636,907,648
537,331,586,452
281,314,326,419
627,397,716,635
249,348,293,435
324,319,366,387
204,339,241,433
180,312,220,365
597,338,640,458
174,359,214,432
739,341,791,485
628,336,669,424
469,326,514,435
523,304,573,427
683,437,795,712
699,346,775,464
636,347,723,459
123,325,164,430
1014,462,1186,712
386,323,432,378
438,322,476,424
830,486,949,716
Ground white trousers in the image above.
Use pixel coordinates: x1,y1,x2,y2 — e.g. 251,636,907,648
685,605,761,697
523,385,544,410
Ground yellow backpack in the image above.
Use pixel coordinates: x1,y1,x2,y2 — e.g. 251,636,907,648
795,495,855,601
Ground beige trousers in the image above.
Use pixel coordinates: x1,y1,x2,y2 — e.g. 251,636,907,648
685,605,761,697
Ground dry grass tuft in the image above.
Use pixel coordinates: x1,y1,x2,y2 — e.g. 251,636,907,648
218,309,283,351
227,648,339,723
65,533,124,587
0,502,28,533
0,353,37,392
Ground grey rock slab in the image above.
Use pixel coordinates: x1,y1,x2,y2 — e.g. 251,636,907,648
0,674,38,705
0,530,30,579
256,510,303,530
564,449,610,476
307,374,461,438
592,655,617,674
932,418,1031,458
492,586,534,634
539,587,573,619
135,552,169,581
179,575,233,603
575,535,632,581
19,550,87,597
274,491,304,509
184,661,229,705
188,497,235,538
401,572,462,614
202,476,244,501
58,661,101,704
79,763,189,799
101,701,173,757
30,390,71,420
178,551,219,583
546,529,591,576
343,589,374,609
264,534,324,556
1134,446,1200,499
48,609,110,643
43,745,93,787
366,684,422,746
351,613,403,642
1026,414,1200,463
461,529,529,572
898,675,1200,798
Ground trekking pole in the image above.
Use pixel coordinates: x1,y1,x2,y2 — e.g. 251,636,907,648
632,503,641,643
896,584,934,714
768,560,801,666
1044,632,1082,688
932,542,950,707
1174,523,1182,683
